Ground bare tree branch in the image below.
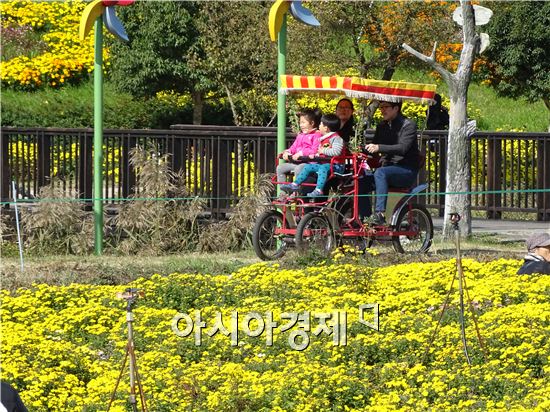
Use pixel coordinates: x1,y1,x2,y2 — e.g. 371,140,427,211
402,42,453,84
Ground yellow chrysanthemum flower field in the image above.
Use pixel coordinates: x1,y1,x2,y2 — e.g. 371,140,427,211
1,0,101,90
1,258,549,411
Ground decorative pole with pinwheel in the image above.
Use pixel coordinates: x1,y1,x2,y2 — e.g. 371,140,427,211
79,0,134,255
268,1,320,169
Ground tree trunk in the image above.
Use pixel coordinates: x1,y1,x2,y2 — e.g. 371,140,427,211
403,0,479,239
544,97,550,132
224,84,241,126
443,81,472,237
192,91,203,125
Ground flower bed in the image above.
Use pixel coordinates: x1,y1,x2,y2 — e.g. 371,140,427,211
1,258,549,411
1,0,98,90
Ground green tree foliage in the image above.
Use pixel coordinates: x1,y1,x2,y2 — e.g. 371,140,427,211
288,1,455,80
108,1,204,98
189,1,277,125
481,1,550,126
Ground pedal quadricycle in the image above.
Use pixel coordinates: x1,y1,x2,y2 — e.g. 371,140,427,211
252,75,436,260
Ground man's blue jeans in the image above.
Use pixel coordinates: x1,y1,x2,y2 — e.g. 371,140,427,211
373,165,418,213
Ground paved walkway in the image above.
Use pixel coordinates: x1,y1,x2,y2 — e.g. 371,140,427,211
432,218,550,241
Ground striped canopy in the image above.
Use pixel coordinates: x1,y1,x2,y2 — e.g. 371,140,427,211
280,75,437,105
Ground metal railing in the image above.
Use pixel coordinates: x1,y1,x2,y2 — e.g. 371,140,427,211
1,126,549,220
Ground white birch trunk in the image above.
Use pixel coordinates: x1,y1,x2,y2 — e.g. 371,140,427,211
445,82,471,236
403,0,479,238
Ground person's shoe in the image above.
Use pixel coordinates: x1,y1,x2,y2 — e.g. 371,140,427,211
365,212,386,226
306,188,324,197
280,183,299,193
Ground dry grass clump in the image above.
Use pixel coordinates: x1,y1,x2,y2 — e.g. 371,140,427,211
198,174,273,252
0,212,12,241
19,184,94,255
5,146,274,257
112,146,206,255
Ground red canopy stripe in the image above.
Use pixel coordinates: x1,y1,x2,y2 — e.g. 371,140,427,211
350,83,435,99
343,77,352,90
280,75,437,104
315,76,323,88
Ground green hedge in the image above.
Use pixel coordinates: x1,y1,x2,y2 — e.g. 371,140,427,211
1,82,236,129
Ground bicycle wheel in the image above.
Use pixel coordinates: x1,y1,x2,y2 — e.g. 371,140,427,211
335,199,373,251
295,212,335,256
252,210,287,260
392,203,433,253
334,197,352,224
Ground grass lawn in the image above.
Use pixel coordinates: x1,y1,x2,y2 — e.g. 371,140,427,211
0,234,525,292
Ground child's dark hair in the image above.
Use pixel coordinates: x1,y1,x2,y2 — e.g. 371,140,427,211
320,114,340,132
298,108,322,128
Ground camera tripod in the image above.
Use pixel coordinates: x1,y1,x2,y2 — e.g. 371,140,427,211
107,289,148,412
424,213,488,365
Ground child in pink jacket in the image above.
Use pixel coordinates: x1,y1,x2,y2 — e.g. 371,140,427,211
276,108,322,183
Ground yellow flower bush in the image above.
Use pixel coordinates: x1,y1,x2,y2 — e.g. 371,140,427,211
2,259,549,411
1,0,104,90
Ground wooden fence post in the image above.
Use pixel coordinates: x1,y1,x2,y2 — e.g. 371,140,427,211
417,134,428,206
487,136,502,219
537,138,550,221
37,130,51,188
79,131,93,207
171,135,185,177
0,132,10,206
122,133,137,199
211,136,230,218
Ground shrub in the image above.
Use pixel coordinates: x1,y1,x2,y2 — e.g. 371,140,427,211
0,82,186,129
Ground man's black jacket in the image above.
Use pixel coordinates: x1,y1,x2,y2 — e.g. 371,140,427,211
371,113,420,169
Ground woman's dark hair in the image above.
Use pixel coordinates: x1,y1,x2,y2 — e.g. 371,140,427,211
320,114,340,132
298,108,322,128
336,98,354,111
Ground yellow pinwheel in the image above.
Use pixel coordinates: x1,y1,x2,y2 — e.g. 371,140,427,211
79,0,134,42
269,0,320,42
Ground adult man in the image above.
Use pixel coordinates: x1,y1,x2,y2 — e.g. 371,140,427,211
517,232,550,275
361,101,420,224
